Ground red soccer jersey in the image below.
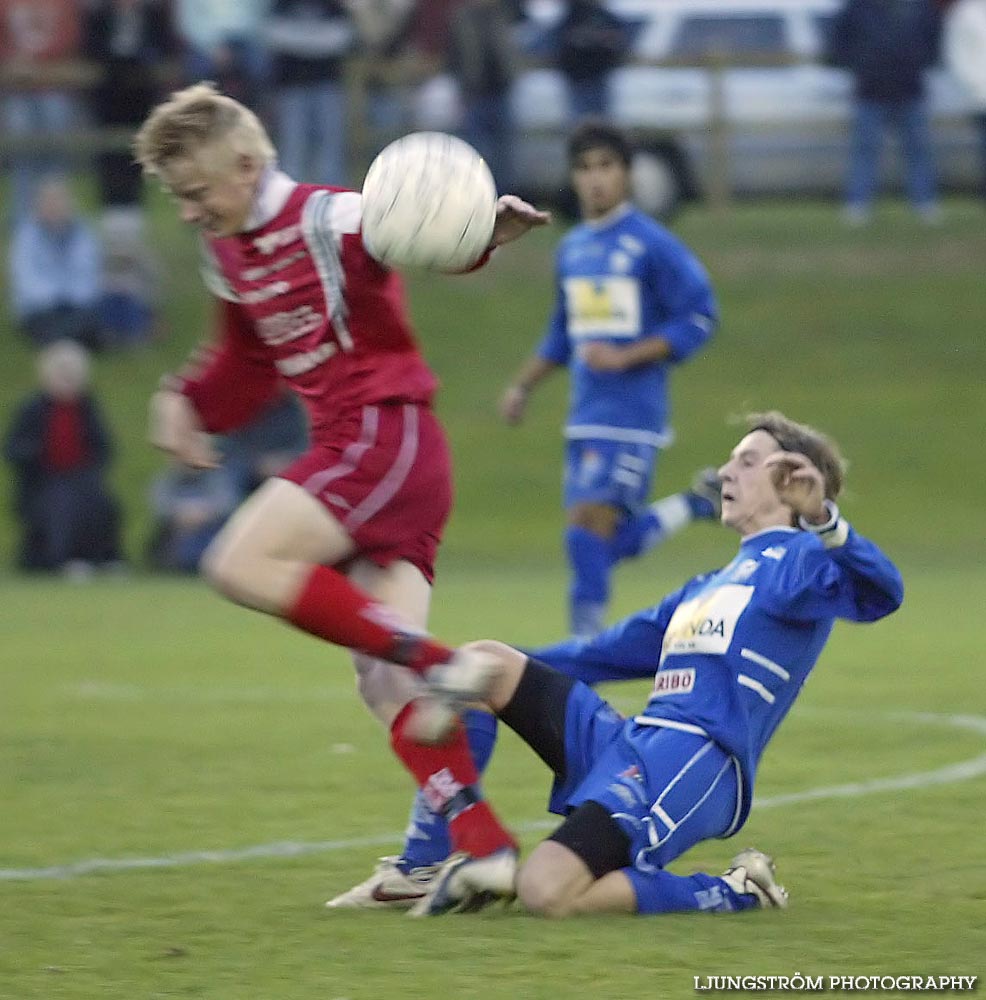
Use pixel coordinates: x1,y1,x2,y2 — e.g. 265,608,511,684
175,180,439,441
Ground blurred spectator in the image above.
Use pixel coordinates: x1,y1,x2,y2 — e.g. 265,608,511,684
221,390,309,495
0,0,84,215
2,340,123,576
173,0,272,109
555,0,633,119
98,207,162,348
943,0,986,201
146,461,239,573
9,175,104,351
344,0,416,135
409,0,463,64
263,0,356,185
146,392,308,572
826,0,942,224
448,0,518,191
84,0,179,210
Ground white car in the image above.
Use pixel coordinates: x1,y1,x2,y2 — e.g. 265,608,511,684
413,0,981,217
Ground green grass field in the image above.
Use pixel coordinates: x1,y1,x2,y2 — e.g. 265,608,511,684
2,196,985,998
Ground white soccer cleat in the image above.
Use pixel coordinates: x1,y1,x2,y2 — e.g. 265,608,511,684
408,847,518,917
324,856,439,910
720,848,789,909
409,649,500,744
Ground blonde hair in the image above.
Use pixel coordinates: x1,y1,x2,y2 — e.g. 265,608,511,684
134,82,275,176
745,410,846,501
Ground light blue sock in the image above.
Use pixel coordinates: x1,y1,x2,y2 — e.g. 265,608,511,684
398,709,499,871
625,867,760,914
566,524,613,638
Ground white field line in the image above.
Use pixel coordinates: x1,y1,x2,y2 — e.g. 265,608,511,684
2,709,984,883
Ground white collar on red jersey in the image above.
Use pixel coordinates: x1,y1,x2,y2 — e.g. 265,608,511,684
244,167,298,232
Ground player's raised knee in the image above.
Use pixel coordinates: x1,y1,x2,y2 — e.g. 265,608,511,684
461,639,519,661
199,535,246,600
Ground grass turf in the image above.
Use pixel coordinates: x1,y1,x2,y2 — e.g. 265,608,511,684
1,565,984,999
2,195,985,997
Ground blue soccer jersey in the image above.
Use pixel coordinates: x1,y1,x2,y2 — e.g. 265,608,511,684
537,205,717,447
530,524,904,831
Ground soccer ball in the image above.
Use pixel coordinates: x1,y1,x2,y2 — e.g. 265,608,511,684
361,132,497,272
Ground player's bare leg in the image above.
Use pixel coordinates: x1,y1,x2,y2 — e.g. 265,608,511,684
347,557,431,726
200,478,517,897
201,478,487,698
516,841,635,917
201,476,356,611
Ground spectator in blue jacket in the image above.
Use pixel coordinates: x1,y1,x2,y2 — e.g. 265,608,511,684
826,0,943,224
8,176,105,350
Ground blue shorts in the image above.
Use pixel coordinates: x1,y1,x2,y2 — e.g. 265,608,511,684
551,683,742,873
563,439,660,512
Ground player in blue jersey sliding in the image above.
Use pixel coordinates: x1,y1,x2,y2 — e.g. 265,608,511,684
500,120,721,641
325,120,720,910
404,410,904,915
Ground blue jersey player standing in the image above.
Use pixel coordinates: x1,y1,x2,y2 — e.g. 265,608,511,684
500,121,721,639
412,411,904,916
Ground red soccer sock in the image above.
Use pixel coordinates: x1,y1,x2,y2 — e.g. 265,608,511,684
390,702,517,859
285,565,453,673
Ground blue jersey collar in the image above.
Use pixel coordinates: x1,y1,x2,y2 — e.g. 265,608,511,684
584,201,634,231
738,525,798,550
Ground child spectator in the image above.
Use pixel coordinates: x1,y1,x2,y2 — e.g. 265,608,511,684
3,340,123,576
221,390,309,495
98,207,161,348
146,461,239,573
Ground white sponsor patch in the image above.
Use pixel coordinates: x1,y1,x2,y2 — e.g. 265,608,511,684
253,224,301,255
730,558,759,583
563,276,641,338
256,305,323,346
761,545,787,561
274,341,336,376
241,250,306,282
240,280,290,305
661,584,754,661
652,667,696,697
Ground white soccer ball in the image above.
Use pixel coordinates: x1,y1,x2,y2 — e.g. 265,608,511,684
361,132,497,272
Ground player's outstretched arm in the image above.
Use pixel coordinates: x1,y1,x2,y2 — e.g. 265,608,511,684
490,195,552,247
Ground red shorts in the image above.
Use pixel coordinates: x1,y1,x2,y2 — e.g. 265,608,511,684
280,403,452,582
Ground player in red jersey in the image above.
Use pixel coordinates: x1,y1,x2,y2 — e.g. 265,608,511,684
134,83,550,910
